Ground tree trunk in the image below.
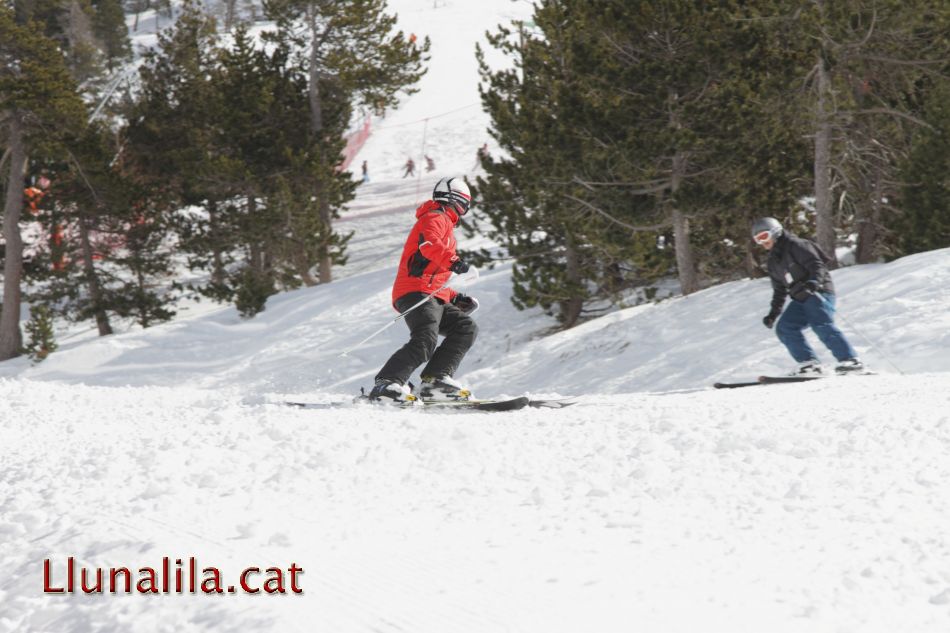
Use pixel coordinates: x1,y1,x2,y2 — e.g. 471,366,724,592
247,196,263,272
136,268,149,328
317,202,332,284
669,151,699,295
813,53,838,267
295,249,318,286
305,8,334,283
855,213,878,264
306,8,324,135
560,231,583,328
744,244,761,279
855,163,883,264
208,200,225,286
671,208,699,295
77,210,113,336
0,115,27,360
224,0,237,30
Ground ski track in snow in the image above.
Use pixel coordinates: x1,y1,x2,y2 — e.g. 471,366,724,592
3,0,950,631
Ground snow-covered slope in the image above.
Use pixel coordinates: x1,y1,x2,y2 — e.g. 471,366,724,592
2,247,948,398
3,1,950,632
3,369,950,633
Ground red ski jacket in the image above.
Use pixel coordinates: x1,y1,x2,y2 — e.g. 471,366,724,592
391,200,461,307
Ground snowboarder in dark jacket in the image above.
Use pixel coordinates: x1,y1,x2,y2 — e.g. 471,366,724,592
370,177,479,402
753,217,864,375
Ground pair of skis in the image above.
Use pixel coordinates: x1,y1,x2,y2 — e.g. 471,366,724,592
283,395,575,412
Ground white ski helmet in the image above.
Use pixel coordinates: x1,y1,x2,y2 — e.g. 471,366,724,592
751,217,783,243
432,176,472,215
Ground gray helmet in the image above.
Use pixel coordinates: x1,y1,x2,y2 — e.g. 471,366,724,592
433,176,472,215
751,217,783,243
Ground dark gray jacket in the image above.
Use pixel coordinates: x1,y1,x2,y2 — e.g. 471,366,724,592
766,232,835,315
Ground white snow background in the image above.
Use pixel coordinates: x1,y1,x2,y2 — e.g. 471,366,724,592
2,1,950,632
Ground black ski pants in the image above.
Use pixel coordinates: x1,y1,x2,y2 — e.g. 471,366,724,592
376,292,478,386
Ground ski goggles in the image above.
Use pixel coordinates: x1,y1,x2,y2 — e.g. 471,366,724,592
753,230,774,244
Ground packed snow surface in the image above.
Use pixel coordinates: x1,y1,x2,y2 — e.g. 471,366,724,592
3,1,950,632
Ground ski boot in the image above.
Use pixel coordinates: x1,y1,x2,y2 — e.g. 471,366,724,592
418,375,472,402
789,360,824,376
834,358,865,375
367,379,416,404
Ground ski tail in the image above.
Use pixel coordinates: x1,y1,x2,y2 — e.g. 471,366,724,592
758,375,823,384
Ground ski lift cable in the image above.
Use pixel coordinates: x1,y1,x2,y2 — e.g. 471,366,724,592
373,103,480,131
89,61,143,123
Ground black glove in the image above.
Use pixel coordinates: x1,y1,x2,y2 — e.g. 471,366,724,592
762,312,778,329
452,293,479,314
790,279,820,299
449,259,470,274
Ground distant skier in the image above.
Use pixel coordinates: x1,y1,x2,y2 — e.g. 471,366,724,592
753,217,864,375
425,154,436,172
369,177,479,402
402,157,415,178
361,160,369,184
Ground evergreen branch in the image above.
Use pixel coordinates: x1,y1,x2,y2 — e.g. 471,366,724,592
854,107,934,129
861,55,949,68
856,8,877,49
63,145,102,206
801,60,819,90
569,175,672,195
562,194,671,232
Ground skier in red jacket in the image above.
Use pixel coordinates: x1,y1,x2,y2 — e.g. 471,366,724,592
370,177,479,402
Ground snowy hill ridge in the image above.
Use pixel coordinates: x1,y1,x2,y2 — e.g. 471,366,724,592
2,246,948,398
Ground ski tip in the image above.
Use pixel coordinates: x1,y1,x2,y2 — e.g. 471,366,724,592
713,381,761,389
528,398,576,408
468,396,530,412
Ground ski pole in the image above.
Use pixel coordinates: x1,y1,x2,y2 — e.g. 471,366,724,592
339,276,456,357
812,291,905,375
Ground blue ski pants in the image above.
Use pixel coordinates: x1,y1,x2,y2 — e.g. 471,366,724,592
775,293,857,363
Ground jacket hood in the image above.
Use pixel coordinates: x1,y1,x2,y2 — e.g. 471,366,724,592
416,199,459,224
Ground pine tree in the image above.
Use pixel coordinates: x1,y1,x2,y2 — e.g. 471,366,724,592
91,0,132,68
1,6,86,360
890,82,950,257
22,304,57,361
477,0,808,326
476,5,651,328
29,120,180,333
570,1,816,295
786,0,950,264
123,10,356,315
262,0,429,283
209,28,332,296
